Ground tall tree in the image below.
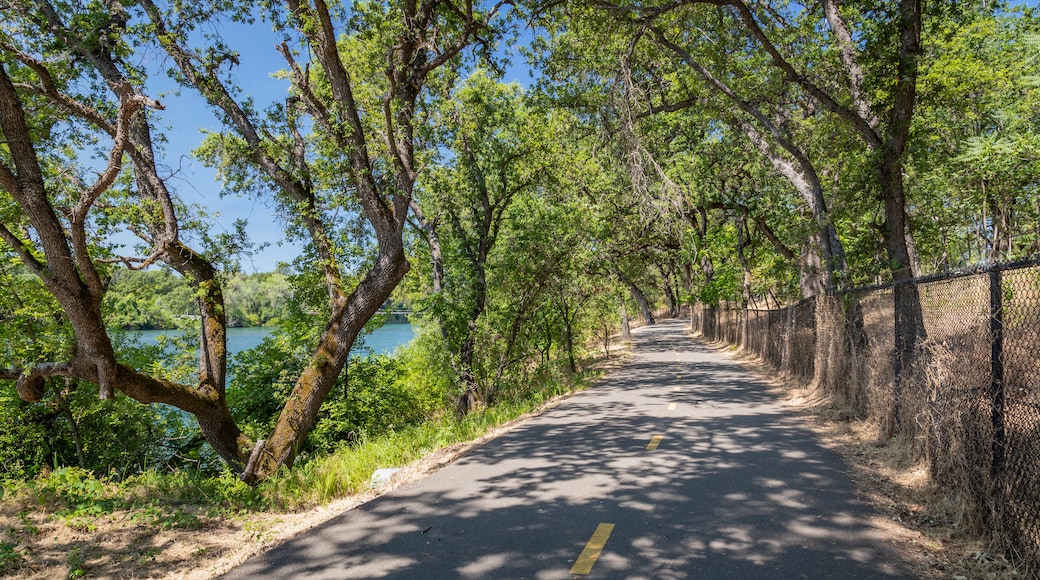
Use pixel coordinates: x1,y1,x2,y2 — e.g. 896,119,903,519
411,72,554,415
0,0,510,482
911,9,1040,267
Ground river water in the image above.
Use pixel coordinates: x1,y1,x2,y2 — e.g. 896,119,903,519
131,323,415,358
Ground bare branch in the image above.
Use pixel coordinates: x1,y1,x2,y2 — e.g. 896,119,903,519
820,0,877,127
726,0,882,148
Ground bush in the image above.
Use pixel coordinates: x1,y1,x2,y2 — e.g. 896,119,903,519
308,354,428,452
229,328,443,456
227,334,305,437
0,379,197,481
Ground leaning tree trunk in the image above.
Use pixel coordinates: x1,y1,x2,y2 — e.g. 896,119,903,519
622,279,655,325
243,243,409,482
661,279,678,318
656,263,679,317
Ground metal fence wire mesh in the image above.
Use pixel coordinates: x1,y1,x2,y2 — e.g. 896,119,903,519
689,257,1040,572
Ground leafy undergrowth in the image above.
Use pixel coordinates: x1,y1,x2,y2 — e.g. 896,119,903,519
0,352,625,579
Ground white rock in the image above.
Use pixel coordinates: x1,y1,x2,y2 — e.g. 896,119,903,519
369,467,400,488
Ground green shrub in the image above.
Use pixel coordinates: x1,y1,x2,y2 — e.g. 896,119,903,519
307,355,422,453
229,330,441,456
0,541,24,571
227,334,305,436
0,335,204,481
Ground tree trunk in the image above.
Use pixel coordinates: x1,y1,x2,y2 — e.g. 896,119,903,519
564,314,577,374
484,283,544,407
620,294,632,340
736,218,753,348
55,381,86,470
799,233,827,299
453,264,489,418
881,158,926,435
661,278,678,318
641,31,851,295
541,324,553,365
410,199,445,293
632,286,655,325
454,334,480,419
621,278,654,325
243,244,409,482
880,0,926,435
733,118,848,294
654,262,680,317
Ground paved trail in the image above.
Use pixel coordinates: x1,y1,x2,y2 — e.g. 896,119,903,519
224,319,910,579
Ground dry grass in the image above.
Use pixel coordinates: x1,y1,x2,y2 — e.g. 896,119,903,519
717,335,1030,579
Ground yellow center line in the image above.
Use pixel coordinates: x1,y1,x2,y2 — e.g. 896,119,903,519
646,434,664,450
667,403,677,410
673,386,681,392
570,523,615,575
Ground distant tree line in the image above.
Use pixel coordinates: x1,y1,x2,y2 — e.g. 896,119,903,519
104,268,291,330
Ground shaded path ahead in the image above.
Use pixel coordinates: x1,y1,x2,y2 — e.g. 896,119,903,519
224,319,909,579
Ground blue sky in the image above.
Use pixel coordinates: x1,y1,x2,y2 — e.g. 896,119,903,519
144,19,299,273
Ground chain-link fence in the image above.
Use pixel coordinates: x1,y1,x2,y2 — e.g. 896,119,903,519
690,257,1040,573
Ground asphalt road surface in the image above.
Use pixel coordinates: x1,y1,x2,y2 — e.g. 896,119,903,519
223,319,910,579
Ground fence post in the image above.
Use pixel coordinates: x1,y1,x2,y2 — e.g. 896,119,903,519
989,268,1005,481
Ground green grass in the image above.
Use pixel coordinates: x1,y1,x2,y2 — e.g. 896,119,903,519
259,395,573,508
0,367,599,523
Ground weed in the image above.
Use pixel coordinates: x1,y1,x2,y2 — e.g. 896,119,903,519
59,501,109,531
39,467,111,505
17,511,39,536
132,546,161,564
0,541,24,569
128,503,202,530
242,519,274,543
66,545,88,578
156,509,201,530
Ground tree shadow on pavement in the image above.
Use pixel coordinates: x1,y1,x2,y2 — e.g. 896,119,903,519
223,319,910,579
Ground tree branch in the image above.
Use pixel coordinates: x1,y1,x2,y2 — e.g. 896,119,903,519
727,0,882,148
819,0,877,128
